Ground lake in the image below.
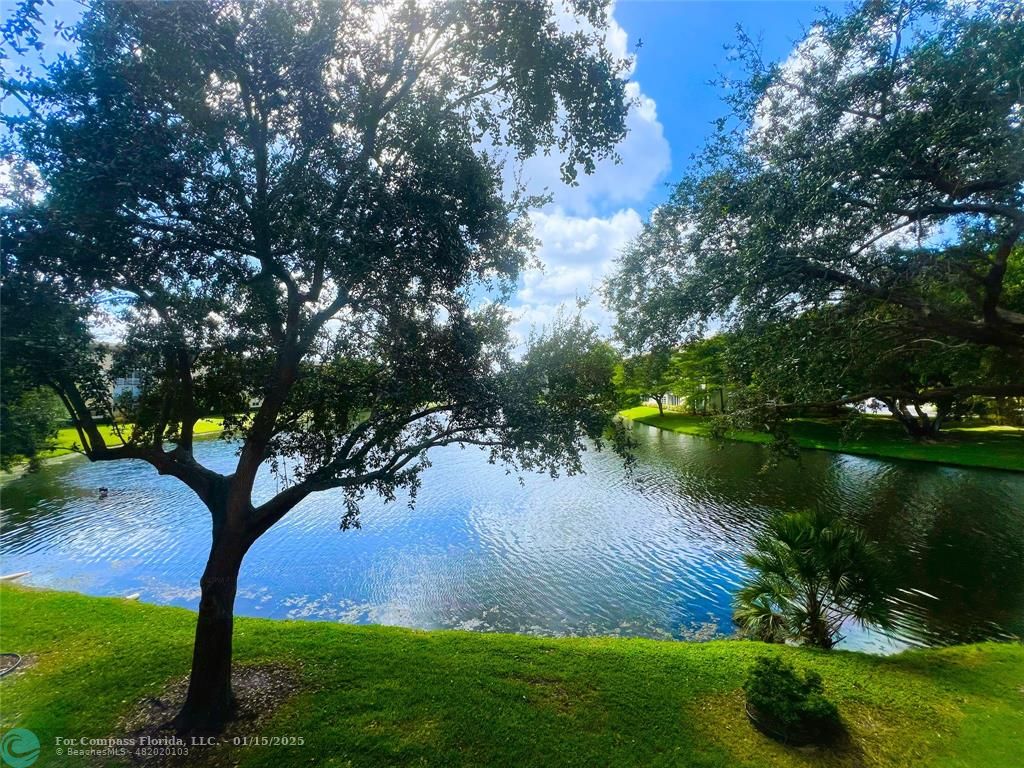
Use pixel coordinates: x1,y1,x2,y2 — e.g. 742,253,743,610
2,423,1022,653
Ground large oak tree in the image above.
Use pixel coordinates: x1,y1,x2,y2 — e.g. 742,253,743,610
608,0,1024,414
2,0,630,732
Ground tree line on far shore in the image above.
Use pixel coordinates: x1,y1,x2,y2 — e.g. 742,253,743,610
614,322,1023,439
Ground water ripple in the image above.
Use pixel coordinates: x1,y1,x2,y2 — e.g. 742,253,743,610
2,423,1022,653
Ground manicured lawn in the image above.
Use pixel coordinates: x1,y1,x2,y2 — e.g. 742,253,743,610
619,407,1024,472
36,418,226,460
1,585,1022,767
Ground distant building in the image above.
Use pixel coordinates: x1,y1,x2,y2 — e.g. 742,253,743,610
112,371,142,400
86,345,144,420
648,384,727,414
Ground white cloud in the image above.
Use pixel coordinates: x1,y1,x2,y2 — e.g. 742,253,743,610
511,208,643,344
501,2,669,218
529,208,642,272
515,81,670,218
510,3,670,347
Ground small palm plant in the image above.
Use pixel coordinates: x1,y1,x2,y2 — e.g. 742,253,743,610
734,508,892,649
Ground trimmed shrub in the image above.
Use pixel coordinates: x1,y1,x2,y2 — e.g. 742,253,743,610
743,656,841,745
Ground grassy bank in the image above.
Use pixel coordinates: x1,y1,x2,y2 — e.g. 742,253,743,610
1,586,1022,767
620,406,1024,472
34,418,226,461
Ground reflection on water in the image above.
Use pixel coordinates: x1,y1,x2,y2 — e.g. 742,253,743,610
1,424,1022,653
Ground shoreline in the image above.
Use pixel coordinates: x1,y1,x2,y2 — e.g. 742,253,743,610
1,419,228,481
620,407,1024,473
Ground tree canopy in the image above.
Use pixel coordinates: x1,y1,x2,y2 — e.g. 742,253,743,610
607,0,1024,416
1,0,631,732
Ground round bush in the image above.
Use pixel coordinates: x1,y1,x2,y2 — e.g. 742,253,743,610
743,656,841,745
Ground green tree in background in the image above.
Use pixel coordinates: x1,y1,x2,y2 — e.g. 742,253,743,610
614,338,733,417
0,386,65,470
722,307,1019,437
614,349,677,416
672,336,729,415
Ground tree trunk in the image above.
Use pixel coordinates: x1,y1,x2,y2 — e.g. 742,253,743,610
896,415,934,439
881,397,940,440
808,618,835,649
655,395,664,417
804,596,834,649
172,537,246,734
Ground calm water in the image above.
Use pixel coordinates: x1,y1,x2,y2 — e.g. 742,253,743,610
1,424,1022,653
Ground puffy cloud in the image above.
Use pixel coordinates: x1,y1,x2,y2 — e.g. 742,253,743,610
496,2,669,217
529,207,642,272
509,3,670,347
514,81,670,218
510,208,643,344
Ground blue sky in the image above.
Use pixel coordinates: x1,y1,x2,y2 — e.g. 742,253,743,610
614,0,844,211
509,1,846,340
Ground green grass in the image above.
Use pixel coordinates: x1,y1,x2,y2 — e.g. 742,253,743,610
1,585,1022,767
619,407,1024,472
35,418,226,461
